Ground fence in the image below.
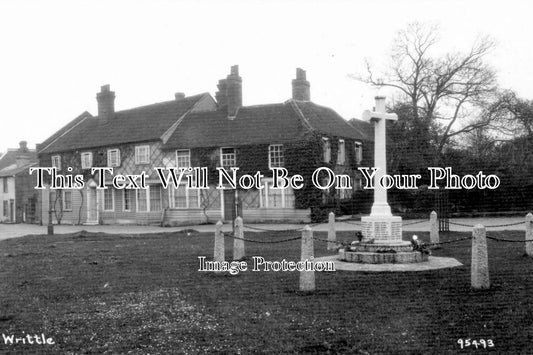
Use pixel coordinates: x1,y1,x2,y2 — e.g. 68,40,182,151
208,212,533,292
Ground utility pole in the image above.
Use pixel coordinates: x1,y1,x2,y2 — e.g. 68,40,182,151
47,187,53,235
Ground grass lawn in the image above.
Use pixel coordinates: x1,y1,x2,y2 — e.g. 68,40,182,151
1,228,532,354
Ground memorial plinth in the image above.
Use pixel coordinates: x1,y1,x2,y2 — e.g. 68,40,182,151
339,96,427,264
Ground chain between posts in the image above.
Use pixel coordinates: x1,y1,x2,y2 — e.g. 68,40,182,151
311,235,350,247
223,232,302,244
485,235,533,243
242,224,304,233
403,219,427,226
424,235,473,248
448,220,525,228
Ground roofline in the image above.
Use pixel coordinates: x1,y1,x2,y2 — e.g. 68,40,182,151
161,93,212,144
109,92,209,117
40,138,163,155
38,111,93,154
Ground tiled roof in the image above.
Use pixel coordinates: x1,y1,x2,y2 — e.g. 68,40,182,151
164,99,367,149
0,150,38,171
348,118,374,142
0,161,38,178
163,102,306,149
39,94,208,154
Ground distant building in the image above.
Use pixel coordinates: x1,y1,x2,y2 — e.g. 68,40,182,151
37,66,372,226
0,141,39,223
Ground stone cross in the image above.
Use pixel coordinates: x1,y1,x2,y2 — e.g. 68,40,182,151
362,96,398,217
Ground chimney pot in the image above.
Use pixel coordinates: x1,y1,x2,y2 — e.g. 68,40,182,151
175,92,185,100
292,68,310,101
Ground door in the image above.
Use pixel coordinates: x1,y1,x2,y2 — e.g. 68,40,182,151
9,199,15,223
86,186,98,225
223,190,236,222
223,190,242,224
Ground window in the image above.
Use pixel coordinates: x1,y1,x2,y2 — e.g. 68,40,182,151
123,190,131,211
81,152,93,169
322,138,331,163
63,191,72,211
268,144,284,168
137,189,148,211
354,142,363,164
262,179,295,209
337,140,345,165
2,178,7,193
149,185,162,211
2,201,7,217
51,155,61,170
107,149,121,167
220,148,236,168
176,149,191,168
135,145,150,164
136,186,161,212
103,188,114,211
170,184,200,209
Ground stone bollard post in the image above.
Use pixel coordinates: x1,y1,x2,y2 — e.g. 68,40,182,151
300,225,315,292
233,217,245,260
430,211,439,245
214,221,224,267
327,212,336,251
471,224,490,289
526,213,533,257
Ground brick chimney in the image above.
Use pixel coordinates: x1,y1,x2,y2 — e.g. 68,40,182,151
215,66,242,118
226,65,242,118
18,141,28,153
16,141,30,167
292,68,310,101
215,79,228,109
175,92,185,100
96,84,115,122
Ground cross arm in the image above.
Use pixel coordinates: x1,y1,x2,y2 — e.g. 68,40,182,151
362,110,398,122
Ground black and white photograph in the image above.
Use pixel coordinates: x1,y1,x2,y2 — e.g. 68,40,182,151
1,0,532,353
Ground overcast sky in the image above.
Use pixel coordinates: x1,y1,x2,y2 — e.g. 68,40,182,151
0,0,531,154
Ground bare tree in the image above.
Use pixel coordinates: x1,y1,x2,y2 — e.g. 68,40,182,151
484,90,533,139
360,22,498,158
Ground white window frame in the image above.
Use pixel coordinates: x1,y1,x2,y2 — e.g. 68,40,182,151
103,187,115,212
135,186,162,212
354,142,363,164
136,188,149,212
2,178,7,193
268,144,284,168
337,139,345,165
62,190,73,211
123,189,131,212
169,184,201,209
176,149,191,168
220,147,236,168
51,155,61,170
81,152,93,169
262,178,294,209
135,145,150,165
149,185,162,212
322,137,331,163
107,149,121,167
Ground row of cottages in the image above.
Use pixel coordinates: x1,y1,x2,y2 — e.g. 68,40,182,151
37,66,372,226
0,141,39,223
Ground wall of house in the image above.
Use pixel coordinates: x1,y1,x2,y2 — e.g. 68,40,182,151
0,177,15,222
14,170,41,223
41,187,87,225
